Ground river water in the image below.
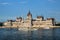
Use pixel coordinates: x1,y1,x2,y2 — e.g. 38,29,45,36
0,28,60,40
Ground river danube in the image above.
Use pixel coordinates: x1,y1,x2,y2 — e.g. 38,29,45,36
0,28,60,40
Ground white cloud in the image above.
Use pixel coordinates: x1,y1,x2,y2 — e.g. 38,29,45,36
0,3,9,5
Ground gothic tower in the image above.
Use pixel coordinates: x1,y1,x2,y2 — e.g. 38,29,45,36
27,11,32,20
26,11,32,27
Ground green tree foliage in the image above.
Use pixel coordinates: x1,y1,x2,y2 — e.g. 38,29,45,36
55,23,60,26
0,22,3,26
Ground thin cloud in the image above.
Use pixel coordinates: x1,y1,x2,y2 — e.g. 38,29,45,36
0,3,9,5
48,0,56,3
0,1,27,5
48,0,53,1
20,1,27,4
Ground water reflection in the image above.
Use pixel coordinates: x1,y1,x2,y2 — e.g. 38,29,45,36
0,28,60,40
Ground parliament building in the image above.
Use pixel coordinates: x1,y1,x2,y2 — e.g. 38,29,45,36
3,11,55,28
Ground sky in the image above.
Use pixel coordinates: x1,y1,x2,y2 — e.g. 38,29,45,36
0,0,60,22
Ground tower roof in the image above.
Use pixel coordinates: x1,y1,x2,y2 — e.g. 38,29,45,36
7,20,13,22
16,17,22,19
47,18,54,20
37,16,43,18
19,17,22,19
27,11,32,16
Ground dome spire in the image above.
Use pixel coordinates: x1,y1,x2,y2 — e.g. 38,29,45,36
27,10,32,16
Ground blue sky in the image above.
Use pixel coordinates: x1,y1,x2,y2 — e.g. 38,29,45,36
0,0,60,22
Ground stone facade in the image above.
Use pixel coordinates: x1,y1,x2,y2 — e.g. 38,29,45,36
3,11,55,28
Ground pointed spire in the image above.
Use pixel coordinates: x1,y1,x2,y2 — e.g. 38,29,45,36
27,10,32,16
28,10,30,14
